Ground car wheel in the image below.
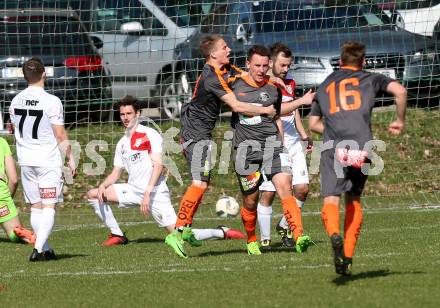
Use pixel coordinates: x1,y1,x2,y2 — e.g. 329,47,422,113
160,74,192,121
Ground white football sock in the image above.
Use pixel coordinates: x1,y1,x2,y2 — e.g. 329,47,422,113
30,207,42,233
296,198,305,209
192,229,224,240
34,207,55,253
88,199,123,236
279,215,290,230
257,203,272,241
31,208,51,252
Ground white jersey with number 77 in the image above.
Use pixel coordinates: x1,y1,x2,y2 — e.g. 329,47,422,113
9,86,64,167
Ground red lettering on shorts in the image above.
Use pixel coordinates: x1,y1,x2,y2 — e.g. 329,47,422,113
39,187,57,199
0,204,10,217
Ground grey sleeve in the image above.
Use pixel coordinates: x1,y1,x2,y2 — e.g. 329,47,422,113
373,73,394,93
204,74,232,98
310,100,322,117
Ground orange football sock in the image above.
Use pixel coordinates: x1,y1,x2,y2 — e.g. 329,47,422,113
281,196,303,241
344,200,363,258
321,203,340,237
241,207,257,243
175,184,206,229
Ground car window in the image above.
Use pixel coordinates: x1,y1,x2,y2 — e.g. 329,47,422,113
251,1,392,32
372,0,440,10
0,16,93,56
226,2,252,34
153,0,213,27
93,0,167,35
394,0,440,10
201,3,228,33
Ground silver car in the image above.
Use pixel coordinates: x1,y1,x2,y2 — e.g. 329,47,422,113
72,0,211,120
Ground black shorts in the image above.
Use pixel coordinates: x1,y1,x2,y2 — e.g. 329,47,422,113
234,145,291,195
320,150,368,197
181,138,214,182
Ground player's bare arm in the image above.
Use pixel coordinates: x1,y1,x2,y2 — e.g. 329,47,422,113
97,167,123,204
386,81,407,135
294,111,313,153
141,152,163,216
280,90,315,116
276,117,284,145
52,124,76,177
4,154,18,198
221,92,276,117
309,115,324,135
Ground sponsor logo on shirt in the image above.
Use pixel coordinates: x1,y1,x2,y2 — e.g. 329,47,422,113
259,92,270,102
40,187,56,199
129,152,142,162
0,204,10,217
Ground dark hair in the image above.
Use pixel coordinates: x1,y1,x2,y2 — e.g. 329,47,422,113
22,57,45,84
269,42,292,60
117,95,139,112
247,45,270,61
340,41,366,67
200,34,223,60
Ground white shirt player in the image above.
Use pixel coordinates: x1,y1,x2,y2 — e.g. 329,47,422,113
114,124,168,193
276,79,301,145
9,86,64,167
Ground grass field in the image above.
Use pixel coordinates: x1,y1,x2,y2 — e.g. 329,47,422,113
1,206,439,307
0,109,439,307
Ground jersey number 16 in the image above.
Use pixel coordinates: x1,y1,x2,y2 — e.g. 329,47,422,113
326,78,362,114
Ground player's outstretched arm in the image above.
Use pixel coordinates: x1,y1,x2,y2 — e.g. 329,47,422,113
52,124,76,177
386,81,407,135
221,92,276,117
4,154,18,198
97,167,123,204
280,90,315,116
309,115,324,135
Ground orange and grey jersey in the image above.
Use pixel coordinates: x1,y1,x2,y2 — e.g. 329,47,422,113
230,76,282,151
310,66,394,149
180,63,242,141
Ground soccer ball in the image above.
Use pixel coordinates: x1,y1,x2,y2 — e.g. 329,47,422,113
215,196,240,218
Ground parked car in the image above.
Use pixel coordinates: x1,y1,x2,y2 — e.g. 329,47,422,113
0,8,112,125
373,0,440,39
64,0,212,120
173,0,440,111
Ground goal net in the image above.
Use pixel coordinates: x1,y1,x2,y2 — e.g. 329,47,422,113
0,0,439,232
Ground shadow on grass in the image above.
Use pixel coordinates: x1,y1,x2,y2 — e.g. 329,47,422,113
332,269,425,286
55,254,89,260
196,248,247,257
131,237,164,244
0,238,28,244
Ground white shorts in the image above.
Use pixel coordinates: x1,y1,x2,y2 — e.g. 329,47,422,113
21,166,64,205
113,183,177,228
259,141,309,192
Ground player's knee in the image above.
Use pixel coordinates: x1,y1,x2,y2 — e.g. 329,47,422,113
260,191,275,206
86,189,97,200
294,184,309,201
243,195,258,211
